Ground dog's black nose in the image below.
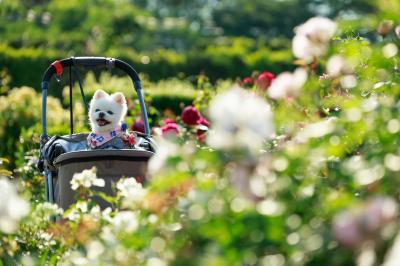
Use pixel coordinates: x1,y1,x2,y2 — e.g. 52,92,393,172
99,112,105,118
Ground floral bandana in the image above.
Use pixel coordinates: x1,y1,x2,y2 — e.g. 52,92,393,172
87,123,128,148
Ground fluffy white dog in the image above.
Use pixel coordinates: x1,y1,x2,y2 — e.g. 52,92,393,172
87,89,128,148
89,89,127,132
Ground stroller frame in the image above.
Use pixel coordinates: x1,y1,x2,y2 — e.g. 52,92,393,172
40,57,151,204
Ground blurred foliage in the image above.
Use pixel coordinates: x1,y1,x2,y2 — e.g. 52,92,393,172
0,86,81,168
0,0,380,89
2,0,400,265
0,39,292,90
61,71,203,126
0,70,219,167
66,71,199,114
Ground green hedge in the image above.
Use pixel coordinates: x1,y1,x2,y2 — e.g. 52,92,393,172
0,41,293,90
0,87,72,167
0,45,57,89
62,73,198,118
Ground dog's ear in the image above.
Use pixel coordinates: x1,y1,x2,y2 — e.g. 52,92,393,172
93,89,108,99
112,92,127,105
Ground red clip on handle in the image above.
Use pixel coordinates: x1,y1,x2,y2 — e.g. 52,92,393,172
51,60,63,76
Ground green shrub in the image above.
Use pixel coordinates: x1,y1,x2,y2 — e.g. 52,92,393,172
0,86,76,167
62,72,198,118
0,40,292,91
0,45,57,89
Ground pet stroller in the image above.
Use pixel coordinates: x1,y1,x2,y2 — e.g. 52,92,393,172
37,57,156,210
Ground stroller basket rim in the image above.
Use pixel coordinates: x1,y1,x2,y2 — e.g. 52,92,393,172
54,149,154,166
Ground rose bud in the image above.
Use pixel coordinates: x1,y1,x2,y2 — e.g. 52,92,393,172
256,71,275,90
377,20,394,36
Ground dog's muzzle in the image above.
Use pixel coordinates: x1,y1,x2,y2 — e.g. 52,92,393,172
96,117,111,126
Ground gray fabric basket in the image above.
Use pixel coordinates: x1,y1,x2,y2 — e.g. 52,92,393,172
54,149,153,210
39,132,155,210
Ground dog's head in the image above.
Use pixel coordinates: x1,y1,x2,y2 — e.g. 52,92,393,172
89,89,127,133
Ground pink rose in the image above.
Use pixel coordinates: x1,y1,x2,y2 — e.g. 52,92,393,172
332,196,398,249
395,25,400,39
377,20,394,36
332,211,363,248
197,116,210,128
181,106,202,126
242,77,253,87
256,71,275,90
363,197,398,232
161,122,179,136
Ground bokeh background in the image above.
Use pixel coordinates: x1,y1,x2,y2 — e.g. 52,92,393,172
0,0,378,88
2,1,400,265
0,0,385,166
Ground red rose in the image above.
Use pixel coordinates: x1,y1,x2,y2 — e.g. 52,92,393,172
196,116,209,142
181,106,201,126
196,131,206,142
128,134,136,146
256,71,275,90
197,116,210,128
161,122,179,136
130,119,145,133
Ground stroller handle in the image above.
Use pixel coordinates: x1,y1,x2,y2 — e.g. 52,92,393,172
40,57,151,141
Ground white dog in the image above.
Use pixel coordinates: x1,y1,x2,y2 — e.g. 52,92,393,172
87,89,128,148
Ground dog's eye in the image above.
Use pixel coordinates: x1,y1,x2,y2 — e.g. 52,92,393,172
107,111,114,115
95,109,100,112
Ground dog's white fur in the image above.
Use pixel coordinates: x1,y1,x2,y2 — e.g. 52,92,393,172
88,89,127,133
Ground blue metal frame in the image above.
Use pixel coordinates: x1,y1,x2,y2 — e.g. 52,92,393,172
134,80,151,135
